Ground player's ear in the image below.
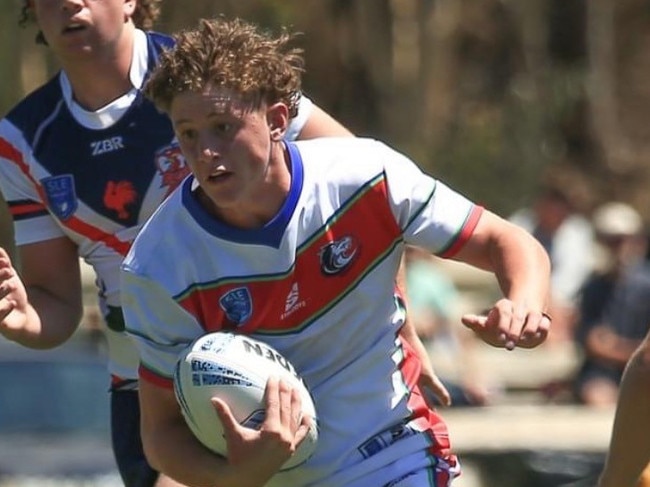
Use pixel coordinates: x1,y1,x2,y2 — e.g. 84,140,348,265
123,0,136,20
267,103,289,142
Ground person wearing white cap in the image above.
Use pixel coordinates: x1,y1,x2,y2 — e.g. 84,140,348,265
572,201,650,407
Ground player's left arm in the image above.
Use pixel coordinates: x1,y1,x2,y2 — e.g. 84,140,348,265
454,210,552,350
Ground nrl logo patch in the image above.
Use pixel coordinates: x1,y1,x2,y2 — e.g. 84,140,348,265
41,174,77,221
219,287,253,326
319,235,360,276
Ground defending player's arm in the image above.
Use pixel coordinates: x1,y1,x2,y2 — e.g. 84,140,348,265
598,332,650,487
297,103,354,139
0,237,83,348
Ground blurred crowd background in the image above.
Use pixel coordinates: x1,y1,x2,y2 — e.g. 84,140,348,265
5,0,650,217
2,1,650,486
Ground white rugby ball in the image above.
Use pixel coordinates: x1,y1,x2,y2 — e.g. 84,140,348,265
173,331,318,470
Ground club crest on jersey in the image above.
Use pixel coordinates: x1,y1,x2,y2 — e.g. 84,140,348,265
104,181,138,220
155,141,189,197
219,287,253,326
319,235,360,276
41,175,77,220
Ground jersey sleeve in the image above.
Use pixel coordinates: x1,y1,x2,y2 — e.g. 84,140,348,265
121,267,203,388
284,93,314,141
0,119,65,245
380,143,483,257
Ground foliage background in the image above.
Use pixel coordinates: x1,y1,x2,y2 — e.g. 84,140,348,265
3,0,650,220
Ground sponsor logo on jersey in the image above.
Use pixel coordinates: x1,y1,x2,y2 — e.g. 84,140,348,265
281,283,306,320
318,235,360,276
155,141,190,197
41,174,78,220
90,136,125,156
219,287,253,326
103,180,138,219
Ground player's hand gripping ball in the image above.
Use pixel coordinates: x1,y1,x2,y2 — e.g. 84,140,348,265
173,331,318,470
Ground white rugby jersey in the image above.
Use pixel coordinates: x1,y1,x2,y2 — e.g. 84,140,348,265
121,138,482,486
0,29,313,381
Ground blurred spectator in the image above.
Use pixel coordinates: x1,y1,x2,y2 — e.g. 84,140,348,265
573,202,650,407
403,245,491,407
509,185,595,344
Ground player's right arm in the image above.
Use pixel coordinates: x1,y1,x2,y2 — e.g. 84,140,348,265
0,237,83,348
139,374,308,487
123,266,308,486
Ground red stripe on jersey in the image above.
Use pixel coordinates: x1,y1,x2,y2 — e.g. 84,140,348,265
178,176,402,333
64,218,132,255
9,201,46,216
0,137,132,256
400,339,452,456
139,364,174,388
439,205,484,258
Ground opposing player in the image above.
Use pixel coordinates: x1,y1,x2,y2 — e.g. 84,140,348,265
120,17,552,486
0,1,387,486
598,330,650,487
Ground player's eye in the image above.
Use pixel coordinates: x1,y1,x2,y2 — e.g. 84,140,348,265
177,128,197,142
213,123,233,135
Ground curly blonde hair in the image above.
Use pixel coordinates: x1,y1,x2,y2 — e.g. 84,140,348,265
144,17,304,118
19,0,162,42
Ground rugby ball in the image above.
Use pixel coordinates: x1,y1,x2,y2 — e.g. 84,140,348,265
173,331,318,470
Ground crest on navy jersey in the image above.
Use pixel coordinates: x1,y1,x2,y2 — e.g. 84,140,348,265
41,175,77,221
155,141,189,197
219,287,253,326
319,235,360,276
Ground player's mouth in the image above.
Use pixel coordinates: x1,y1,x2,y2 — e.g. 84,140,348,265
206,171,233,183
62,23,87,35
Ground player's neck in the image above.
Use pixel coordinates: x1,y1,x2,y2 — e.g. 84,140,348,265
60,31,136,112
197,149,292,230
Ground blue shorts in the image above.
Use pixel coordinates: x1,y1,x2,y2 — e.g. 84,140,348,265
111,388,159,487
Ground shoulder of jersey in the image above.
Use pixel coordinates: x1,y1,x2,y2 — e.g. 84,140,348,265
124,186,186,270
297,137,392,177
146,30,176,51
4,75,63,133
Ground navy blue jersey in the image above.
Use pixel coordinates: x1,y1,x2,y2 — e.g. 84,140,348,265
0,29,313,380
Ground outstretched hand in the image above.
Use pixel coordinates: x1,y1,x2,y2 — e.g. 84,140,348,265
461,299,551,350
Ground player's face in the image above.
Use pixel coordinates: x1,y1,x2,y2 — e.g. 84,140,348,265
32,0,135,58
171,86,290,227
